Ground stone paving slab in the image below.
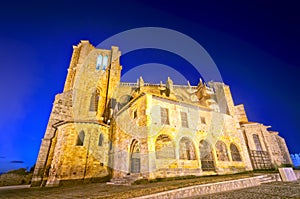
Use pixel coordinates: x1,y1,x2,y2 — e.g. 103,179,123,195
1,179,300,199
188,181,300,199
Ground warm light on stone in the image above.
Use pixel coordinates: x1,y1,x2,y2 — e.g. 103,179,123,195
31,41,292,187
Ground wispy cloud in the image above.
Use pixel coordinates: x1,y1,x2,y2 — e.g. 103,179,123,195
10,160,24,164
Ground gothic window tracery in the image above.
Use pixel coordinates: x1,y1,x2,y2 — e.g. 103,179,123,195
215,141,229,161
179,137,196,160
200,140,215,171
230,143,242,161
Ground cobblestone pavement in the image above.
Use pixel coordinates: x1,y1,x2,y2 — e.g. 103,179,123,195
1,180,300,199
189,181,300,199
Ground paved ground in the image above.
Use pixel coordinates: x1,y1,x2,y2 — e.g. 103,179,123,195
188,181,300,199
0,180,300,199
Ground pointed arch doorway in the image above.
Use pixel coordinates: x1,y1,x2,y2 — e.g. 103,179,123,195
199,140,216,172
130,139,141,173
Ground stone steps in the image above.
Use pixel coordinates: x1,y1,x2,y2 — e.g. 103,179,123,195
258,174,281,184
131,174,283,199
107,174,140,185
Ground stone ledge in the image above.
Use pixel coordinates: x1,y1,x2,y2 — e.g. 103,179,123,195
132,175,279,199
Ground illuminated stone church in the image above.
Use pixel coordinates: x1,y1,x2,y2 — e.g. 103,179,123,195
31,41,292,187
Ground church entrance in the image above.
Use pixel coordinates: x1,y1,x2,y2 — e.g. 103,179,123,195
130,140,140,173
199,140,216,172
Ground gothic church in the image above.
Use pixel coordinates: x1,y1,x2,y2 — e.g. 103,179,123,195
31,41,292,187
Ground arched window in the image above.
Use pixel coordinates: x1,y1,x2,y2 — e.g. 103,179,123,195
230,143,242,161
253,134,263,151
98,133,103,146
215,141,229,161
155,134,175,159
179,137,196,160
96,55,103,70
102,55,108,70
89,90,100,111
76,131,85,146
199,140,215,171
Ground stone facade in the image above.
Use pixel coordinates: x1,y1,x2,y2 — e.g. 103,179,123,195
31,41,292,187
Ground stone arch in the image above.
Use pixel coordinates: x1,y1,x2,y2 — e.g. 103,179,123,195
230,143,242,161
215,140,229,161
130,139,140,173
199,140,215,171
155,134,175,159
179,137,196,160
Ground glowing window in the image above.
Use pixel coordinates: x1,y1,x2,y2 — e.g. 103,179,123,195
96,55,103,70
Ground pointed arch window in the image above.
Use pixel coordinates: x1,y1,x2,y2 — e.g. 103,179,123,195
215,141,229,161
98,133,103,146
199,140,215,171
90,90,100,111
96,55,103,70
76,131,85,146
230,143,242,161
179,137,196,160
102,55,108,70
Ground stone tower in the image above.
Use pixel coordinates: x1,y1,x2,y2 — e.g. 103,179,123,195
31,41,122,187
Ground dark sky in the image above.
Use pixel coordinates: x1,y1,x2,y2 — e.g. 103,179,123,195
0,0,299,172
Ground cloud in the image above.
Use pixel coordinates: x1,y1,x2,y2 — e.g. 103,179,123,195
10,160,24,164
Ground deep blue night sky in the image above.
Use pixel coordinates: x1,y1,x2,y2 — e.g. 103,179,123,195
0,0,299,172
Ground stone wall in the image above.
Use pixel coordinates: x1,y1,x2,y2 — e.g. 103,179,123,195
45,122,110,186
111,92,252,180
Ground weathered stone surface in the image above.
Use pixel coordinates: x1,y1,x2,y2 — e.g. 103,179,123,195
132,175,281,199
31,41,292,187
